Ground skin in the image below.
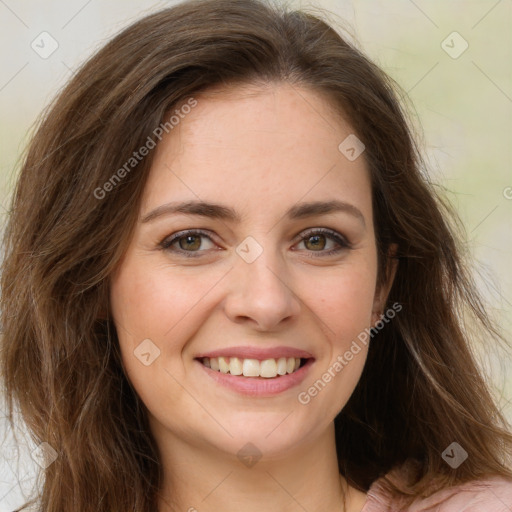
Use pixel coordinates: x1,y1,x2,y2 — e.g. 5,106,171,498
110,81,397,512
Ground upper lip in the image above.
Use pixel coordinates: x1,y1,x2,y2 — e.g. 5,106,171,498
195,346,314,360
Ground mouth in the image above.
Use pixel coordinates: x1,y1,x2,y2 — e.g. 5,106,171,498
194,352,315,397
197,356,309,378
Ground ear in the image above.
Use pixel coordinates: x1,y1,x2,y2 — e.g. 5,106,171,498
371,243,399,326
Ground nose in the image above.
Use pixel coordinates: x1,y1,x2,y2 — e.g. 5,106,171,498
223,244,302,332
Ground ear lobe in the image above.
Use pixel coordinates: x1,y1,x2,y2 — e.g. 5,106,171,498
371,244,399,325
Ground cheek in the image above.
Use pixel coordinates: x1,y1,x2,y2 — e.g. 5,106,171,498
300,267,374,419
318,260,377,413
109,260,197,420
109,256,231,401
310,257,378,350
110,257,218,344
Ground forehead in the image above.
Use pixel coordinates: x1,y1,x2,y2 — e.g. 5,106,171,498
141,81,372,225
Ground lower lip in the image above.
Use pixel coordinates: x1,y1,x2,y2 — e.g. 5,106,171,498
196,359,314,397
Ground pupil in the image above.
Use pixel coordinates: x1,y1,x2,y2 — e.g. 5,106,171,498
307,234,325,250
181,235,200,250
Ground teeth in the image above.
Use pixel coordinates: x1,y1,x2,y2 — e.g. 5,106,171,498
201,356,304,377
219,356,230,374
242,359,260,377
260,359,277,378
229,357,243,376
276,357,287,375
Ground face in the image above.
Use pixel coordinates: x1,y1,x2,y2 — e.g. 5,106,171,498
109,81,394,461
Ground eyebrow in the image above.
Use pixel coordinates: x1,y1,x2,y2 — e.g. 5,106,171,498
140,199,366,227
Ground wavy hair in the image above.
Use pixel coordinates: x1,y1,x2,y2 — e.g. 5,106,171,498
1,0,511,510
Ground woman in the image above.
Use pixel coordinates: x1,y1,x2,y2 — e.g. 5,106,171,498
2,0,512,510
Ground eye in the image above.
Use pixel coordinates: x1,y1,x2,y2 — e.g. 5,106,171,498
160,229,217,258
294,228,352,257
160,227,352,258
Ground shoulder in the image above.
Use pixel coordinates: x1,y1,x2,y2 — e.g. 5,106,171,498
363,463,512,512
408,476,512,511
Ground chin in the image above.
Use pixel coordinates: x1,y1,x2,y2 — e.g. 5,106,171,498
201,411,318,461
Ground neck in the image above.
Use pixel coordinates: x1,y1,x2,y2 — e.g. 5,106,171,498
154,422,359,512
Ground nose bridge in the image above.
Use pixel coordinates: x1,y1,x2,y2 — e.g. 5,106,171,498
225,233,301,330
236,233,289,298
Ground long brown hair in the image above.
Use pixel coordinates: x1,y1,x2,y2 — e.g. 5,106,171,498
1,0,511,510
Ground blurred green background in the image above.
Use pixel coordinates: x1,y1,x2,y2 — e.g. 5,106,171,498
0,0,510,426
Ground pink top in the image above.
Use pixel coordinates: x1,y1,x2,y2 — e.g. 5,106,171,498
361,462,512,511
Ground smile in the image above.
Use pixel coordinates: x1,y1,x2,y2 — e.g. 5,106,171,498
200,356,306,378
195,355,314,397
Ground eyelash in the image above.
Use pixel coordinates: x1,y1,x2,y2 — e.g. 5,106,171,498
159,228,352,258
